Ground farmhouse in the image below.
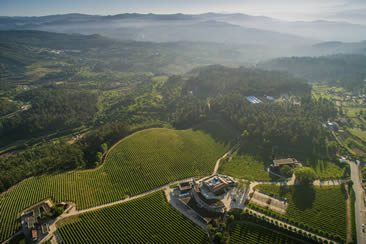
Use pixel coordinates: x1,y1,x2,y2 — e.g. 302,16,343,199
270,158,302,176
21,200,54,243
272,158,301,168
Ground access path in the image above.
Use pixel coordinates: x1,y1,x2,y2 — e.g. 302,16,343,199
348,160,366,244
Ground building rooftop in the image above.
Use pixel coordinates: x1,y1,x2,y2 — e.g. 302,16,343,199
178,181,193,192
201,175,234,196
203,176,228,193
27,216,36,229
246,96,262,104
273,158,298,167
31,229,38,240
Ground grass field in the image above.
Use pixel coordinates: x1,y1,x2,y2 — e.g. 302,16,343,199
312,160,345,179
349,128,366,142
312,84,366,157
229,222,299,244
0,126,232,242
311,85,347,101
344,137,366,156
57,191,208,244
219,155,270,181
254,184,347,240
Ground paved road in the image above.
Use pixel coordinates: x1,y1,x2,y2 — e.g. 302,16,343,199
348,160,366,244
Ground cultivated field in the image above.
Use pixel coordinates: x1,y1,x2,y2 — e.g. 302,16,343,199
253,184,347,241
0,127,231,242
57,191,208,243
312,84,366,157
229,222,299,244
312,160,345,179
219,155,270,181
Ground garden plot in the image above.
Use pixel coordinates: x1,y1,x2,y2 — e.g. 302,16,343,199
250,191,287,214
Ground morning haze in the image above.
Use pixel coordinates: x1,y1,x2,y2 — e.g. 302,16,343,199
0,1,365,244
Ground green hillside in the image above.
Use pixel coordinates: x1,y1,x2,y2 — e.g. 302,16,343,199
219,155,271,181
0,127,231,242
57,191,208,243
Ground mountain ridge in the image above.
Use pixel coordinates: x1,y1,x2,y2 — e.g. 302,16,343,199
1,12,365,42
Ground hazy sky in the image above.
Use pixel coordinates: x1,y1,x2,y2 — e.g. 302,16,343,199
1,0,365,22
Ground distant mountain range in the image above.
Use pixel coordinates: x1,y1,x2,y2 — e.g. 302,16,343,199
1,12,366,46
199,13,366,42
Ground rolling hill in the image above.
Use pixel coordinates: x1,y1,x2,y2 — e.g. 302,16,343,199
0,13,315,47
259,54,366,90
0,124,235,242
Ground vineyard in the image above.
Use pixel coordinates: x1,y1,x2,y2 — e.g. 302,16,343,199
219,155,270,181
312,160,345,179
253,184,347,240
229,222,299,244
57,192,208,243
0,127,230,242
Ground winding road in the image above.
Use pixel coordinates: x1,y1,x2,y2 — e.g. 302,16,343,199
39,144,240,243
40,177,196,243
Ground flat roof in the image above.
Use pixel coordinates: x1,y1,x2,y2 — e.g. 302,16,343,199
246,96,262,104
203,175,233,193
32,229,38,239
27,216,36,229
178,181,193,191
204,176,226,191
273,158,298,167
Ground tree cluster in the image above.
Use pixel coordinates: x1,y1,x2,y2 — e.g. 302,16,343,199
211,94,336,161
0,142,85,192
260,55,366,91
0,88,98,144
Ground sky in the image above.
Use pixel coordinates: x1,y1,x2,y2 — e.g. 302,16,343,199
1,0,365,23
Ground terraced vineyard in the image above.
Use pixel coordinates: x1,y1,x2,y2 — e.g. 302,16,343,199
229,222,299,244
0,127,231,242
57,192,208,243
254,184,347,241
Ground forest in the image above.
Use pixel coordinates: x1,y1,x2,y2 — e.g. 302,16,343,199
0,31,338,193
0,89,98,145
260,54,366,91
211,95,337,161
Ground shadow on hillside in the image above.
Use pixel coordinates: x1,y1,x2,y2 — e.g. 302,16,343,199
192,119,240,147
292,185,315,210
